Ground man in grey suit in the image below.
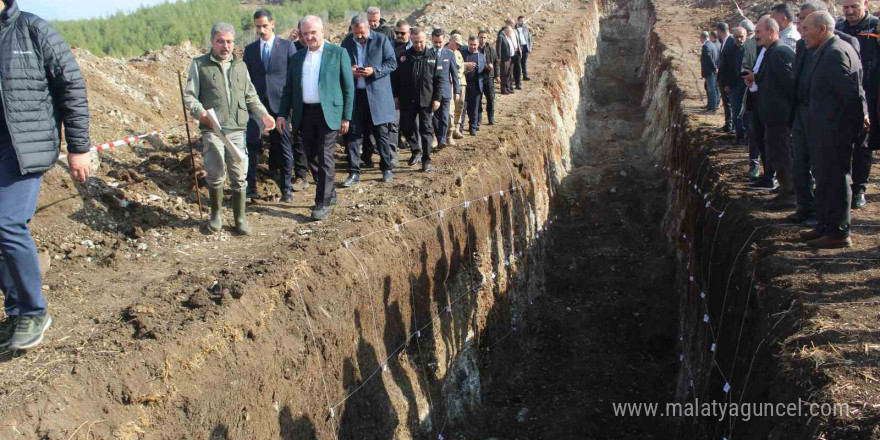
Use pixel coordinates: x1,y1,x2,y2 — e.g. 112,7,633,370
799,11,868,248
700,31,719,111
745,17,796,210
341,14,397,185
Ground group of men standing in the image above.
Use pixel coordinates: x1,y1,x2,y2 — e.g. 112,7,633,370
185,8,535,225
699,0,876,249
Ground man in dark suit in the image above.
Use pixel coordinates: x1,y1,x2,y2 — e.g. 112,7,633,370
395,27,441,172
478,29,499,126
715,22,735,132
242,9,299,202
428,28,460,157
746,17,796,209
340,15,398,185
836,0,880,208
498,26,518,95
460,36,488,135
391,21,413,154
720,27,747,143
277,16,354,221
700,31,719,111
799,11,868,248
789,2,861,224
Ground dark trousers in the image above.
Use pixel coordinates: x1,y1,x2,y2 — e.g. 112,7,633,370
816,135,858,238
401,104,434,164
520,46,530,78
291,129,310,181
479,75,496,125
513,52,522,88
301,104,338,208
765,123,793,193
792,107,818,213
361,121,398,166
500,59,514,93
729,84,746,140
466,88,482,130
346,90,393,173
851,140,872,194
432,98,451,145
749,110,775,178
246,115,293,193
720,86,732,130
0,142,46,317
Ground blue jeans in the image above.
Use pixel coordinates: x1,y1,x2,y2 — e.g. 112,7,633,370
705,75,719,110
729,84,746,140
0,141,46,317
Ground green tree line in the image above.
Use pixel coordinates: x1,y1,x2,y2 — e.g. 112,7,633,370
52,0,424,58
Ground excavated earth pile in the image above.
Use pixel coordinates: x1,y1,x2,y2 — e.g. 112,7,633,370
1,0,878,438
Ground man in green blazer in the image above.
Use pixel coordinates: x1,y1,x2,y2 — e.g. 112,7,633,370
278,15,354,220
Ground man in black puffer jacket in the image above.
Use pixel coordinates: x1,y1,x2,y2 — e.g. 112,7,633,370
0,0,92,351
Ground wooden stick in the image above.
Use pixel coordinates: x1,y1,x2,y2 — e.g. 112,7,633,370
177,70,204,219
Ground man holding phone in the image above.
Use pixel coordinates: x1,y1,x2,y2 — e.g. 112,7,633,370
340,15,397,185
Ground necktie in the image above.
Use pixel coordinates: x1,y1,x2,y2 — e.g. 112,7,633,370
262,43,271,71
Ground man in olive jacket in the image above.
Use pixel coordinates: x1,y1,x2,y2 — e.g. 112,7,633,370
185,22,274,235
0,0,92,350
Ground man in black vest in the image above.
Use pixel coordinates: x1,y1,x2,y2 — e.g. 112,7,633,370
243,10,299,202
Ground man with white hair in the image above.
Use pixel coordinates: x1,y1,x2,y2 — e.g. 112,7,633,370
799,11,867,248
744,16,796,210
185,22,275,235
366,6,395,41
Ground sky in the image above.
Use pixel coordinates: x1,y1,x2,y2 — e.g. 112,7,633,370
18,0,174,21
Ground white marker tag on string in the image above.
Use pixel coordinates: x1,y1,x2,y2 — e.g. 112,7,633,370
464,201,471,208
710,343,717,352
445,305,451,314
718,211,725,218
483,196,489,202
705,201,711,208
689,275,694,282
690,379,694,387
343,241,350,249
511,185,517,192
395,224,401,232
416,330,421,337
439,435,445,440
700,291,706,298
382,363,388,372
439,210,444,219
703,314,710,323
693,184,698,190
679,354,684,361
682,233,687,239
330,408,335,418
723,382,730,393
499,190,504,197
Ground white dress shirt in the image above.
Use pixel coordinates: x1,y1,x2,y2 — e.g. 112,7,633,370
302,43,324,104
749,47,765,92
355,33,369,89
260,35,276,59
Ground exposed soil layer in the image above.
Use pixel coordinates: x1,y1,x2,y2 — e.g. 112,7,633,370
454,12,681,439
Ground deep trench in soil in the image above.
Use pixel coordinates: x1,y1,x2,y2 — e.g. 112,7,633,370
454,12,681,438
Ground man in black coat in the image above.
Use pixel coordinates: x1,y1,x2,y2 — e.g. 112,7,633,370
836,0,880,208
747,17,796,209
789,2,862,224
242,9,300,202
716,22,735,131
461,36,488,135
799,11,868,248
395,28,441,172
719,26,747,142
0,0,92,350
700,31,720,111
478,29,499,126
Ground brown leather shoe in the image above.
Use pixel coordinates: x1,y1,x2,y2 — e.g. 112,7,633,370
799,229,824,242
806,236,852,249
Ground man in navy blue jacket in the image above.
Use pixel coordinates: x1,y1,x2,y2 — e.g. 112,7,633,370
428,28,461,156
460,36,488,135
341,15,398,185
243,9,300,202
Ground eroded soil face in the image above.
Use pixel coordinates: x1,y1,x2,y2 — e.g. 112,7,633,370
457,13,680,439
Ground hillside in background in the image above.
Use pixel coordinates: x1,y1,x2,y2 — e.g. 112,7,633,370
51,0,425,57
